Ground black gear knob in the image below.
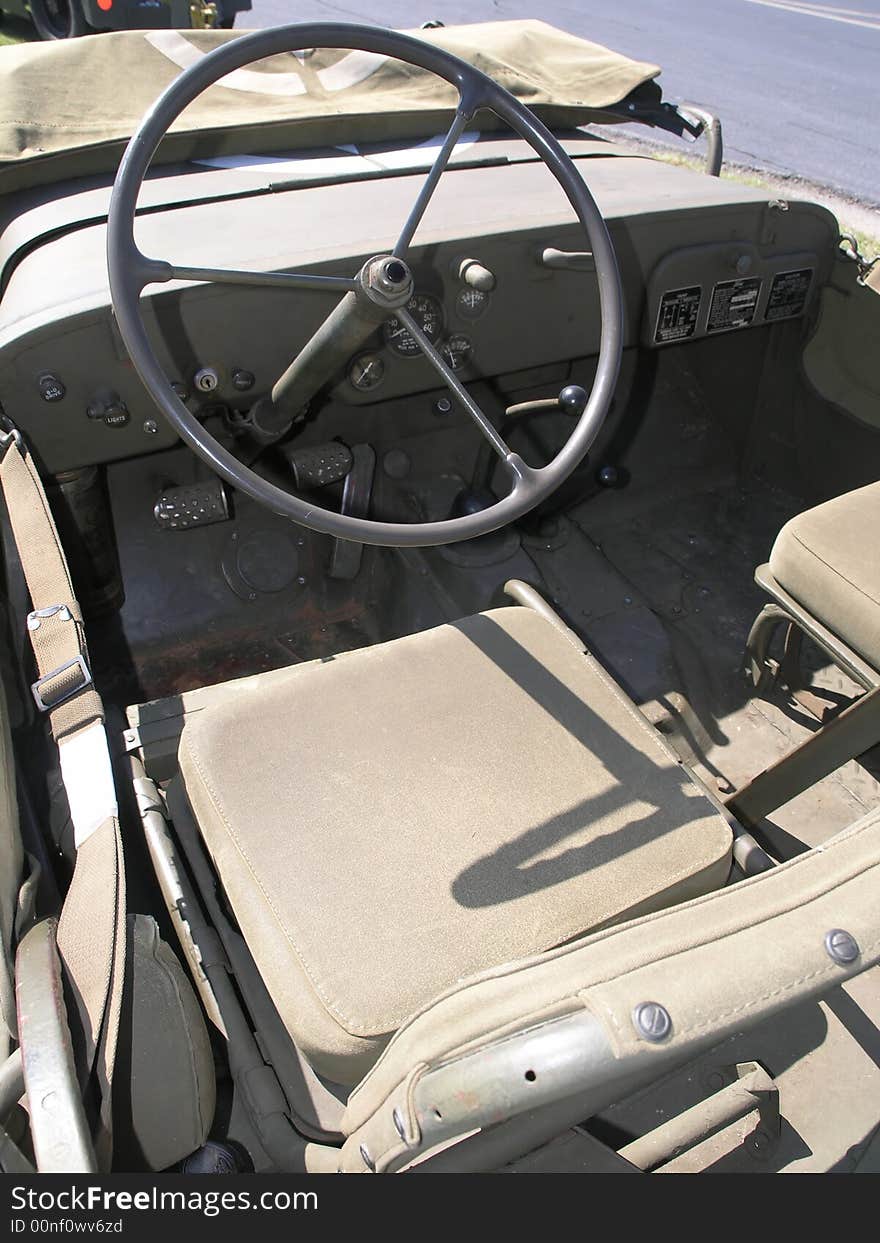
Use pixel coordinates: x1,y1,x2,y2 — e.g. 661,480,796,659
558,385,588,416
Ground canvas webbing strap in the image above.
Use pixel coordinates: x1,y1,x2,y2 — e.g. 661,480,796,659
0,422,125,1170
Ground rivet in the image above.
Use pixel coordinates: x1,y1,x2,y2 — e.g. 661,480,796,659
633,1001,672,1042
702,1068,728,1093
359,1143,375,1172
824,928,860,965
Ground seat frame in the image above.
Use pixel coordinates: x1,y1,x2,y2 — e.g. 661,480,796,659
747,564,879,697
730,563,880,831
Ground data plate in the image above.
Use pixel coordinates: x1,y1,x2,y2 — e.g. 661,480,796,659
707,277,763,333
654,285,702,344
765,267,814,321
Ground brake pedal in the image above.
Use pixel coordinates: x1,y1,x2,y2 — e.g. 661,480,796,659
283,442,354,490
330,444,376,581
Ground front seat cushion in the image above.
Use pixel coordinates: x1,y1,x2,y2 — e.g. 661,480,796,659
178,607,732,1085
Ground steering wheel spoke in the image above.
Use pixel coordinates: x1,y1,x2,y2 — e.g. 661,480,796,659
392,101,475,259
396,306,511,460
141,260,357,294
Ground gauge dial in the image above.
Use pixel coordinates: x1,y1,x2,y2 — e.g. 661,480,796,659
456,286,489,319
441,334,473,372
383,293,444,357
349,352,385,392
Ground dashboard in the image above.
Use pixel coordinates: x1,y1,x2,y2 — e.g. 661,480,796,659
0,143,839,474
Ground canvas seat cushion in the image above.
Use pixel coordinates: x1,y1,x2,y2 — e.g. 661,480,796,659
769,481,880,669
177,607,732,1086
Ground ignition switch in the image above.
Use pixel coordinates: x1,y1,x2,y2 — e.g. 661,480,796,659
194,367,220,394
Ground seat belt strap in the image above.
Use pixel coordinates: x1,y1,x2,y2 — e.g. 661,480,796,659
0,421,125,1170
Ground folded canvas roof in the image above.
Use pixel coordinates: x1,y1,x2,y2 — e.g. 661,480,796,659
0,20,661,191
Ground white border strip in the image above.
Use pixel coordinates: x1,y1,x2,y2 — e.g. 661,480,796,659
59,720,118,849
145,31,392,97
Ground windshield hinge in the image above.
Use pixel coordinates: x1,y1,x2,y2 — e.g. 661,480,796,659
839,233,880,286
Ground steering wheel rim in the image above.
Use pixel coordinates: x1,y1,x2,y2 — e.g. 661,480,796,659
107,23,624,548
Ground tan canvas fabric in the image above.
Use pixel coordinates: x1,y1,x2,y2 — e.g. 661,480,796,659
0,22,660,192
0,684,22,1056
0,433,125,1168
339,804,880,1170
769,482,880,668
179,606,731,1085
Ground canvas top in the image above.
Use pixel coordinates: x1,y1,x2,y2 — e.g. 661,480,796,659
0,20,661,192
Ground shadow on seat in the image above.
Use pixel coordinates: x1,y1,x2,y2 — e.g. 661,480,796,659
155,598,734,1088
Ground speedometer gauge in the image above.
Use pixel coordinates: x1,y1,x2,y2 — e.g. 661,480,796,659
383,293,444,357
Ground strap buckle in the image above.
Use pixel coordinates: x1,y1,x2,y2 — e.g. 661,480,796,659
0,419,22,460
31,654,92,713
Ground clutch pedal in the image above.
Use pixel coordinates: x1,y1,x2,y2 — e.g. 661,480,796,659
153,480,230,531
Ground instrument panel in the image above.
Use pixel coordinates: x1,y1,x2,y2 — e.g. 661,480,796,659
0,152,839,473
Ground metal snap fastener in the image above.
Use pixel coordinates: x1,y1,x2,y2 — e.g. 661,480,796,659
824,928,860,965
633,1001,672,1042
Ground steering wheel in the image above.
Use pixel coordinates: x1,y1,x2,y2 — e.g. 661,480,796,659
107,23,623,547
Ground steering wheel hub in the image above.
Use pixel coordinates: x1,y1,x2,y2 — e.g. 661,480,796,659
362,255,415,309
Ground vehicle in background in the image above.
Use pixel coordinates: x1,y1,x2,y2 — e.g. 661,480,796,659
0,0,250,41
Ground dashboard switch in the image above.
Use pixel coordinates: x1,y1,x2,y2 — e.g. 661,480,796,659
232,368,255,392
38,373,65,403
86,390,129,427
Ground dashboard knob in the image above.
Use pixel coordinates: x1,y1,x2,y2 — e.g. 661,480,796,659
558,385,588,415
38,373,66,403
232,368,255,392
86,390,129,426
457,258,496,292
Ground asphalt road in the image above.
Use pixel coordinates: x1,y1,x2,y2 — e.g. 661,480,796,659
241,0,880,207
